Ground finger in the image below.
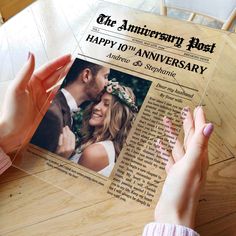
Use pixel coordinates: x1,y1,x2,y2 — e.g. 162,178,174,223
69,129,76,150
13,53,35,90
35,93,56,118
186,123,213,165
39,85,60,112
194,106,206,131
163,116,177,148
165,156,175,174
63,127,74,157
63,126,68,137
64,126,71,147
58,133,63,146
163,116,184,161
155,139,174,173
155,139,170,161
72,132,76,148
182,107,195,149
201,148,209,182
34,54,71,80
47,85,60,102
67,130,74,150
64,126,70,139
42,62,72,90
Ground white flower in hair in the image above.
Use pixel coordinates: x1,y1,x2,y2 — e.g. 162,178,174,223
107,85,113,93
123,93,129,99
128,98,132,103
105,80,138,112
112,81,119,89
114,84,119,89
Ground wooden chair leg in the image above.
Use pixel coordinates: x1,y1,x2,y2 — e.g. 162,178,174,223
188,12,196,21
160,0,167,16
222,9,236,30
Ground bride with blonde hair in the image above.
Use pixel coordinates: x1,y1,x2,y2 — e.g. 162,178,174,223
70,80,137,176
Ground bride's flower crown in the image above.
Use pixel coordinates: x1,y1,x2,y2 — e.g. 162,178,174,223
105,80,138,112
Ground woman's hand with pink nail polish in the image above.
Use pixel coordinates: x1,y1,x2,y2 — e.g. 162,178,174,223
155,106,213,229
0,53,72,154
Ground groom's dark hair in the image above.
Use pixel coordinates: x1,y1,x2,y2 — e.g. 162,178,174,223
61,58,103,88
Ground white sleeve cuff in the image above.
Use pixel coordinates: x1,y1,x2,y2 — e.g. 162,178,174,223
143,222,200,236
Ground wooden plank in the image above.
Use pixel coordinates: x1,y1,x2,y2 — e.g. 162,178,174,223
1,159,235,235
0,171,113,234
0,166,30,184
203,34,236,160
0,0,34,21
196,159,236,226
196,212,236,236
3,196,151,236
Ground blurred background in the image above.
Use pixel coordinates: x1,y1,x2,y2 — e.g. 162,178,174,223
0,0,235,103
1,0,234,28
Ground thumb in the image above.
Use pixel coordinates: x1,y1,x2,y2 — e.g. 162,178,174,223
39,85,60,116
47,85,60,102
58,133,63,146
13,52,35,90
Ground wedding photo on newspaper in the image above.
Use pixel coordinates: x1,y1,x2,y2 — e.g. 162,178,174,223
15,1,226,207
30,57,152,178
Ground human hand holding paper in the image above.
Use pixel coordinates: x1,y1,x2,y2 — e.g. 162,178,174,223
0,53,71,154
154,107,213,228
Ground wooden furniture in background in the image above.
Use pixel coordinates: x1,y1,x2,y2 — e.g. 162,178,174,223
160,0,236,30
0,0,35,22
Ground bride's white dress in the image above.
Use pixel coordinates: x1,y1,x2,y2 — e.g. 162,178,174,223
70,140,115,177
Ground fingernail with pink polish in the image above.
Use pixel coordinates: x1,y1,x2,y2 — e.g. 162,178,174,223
203,123,214,137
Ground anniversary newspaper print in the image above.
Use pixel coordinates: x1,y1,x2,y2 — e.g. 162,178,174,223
16,1,226,208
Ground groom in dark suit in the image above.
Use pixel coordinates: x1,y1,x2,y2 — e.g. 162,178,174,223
31,58,109,154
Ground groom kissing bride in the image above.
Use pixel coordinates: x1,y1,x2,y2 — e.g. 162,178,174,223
31,58,138,177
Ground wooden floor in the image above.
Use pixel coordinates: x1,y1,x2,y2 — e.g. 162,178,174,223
0,0,236,235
